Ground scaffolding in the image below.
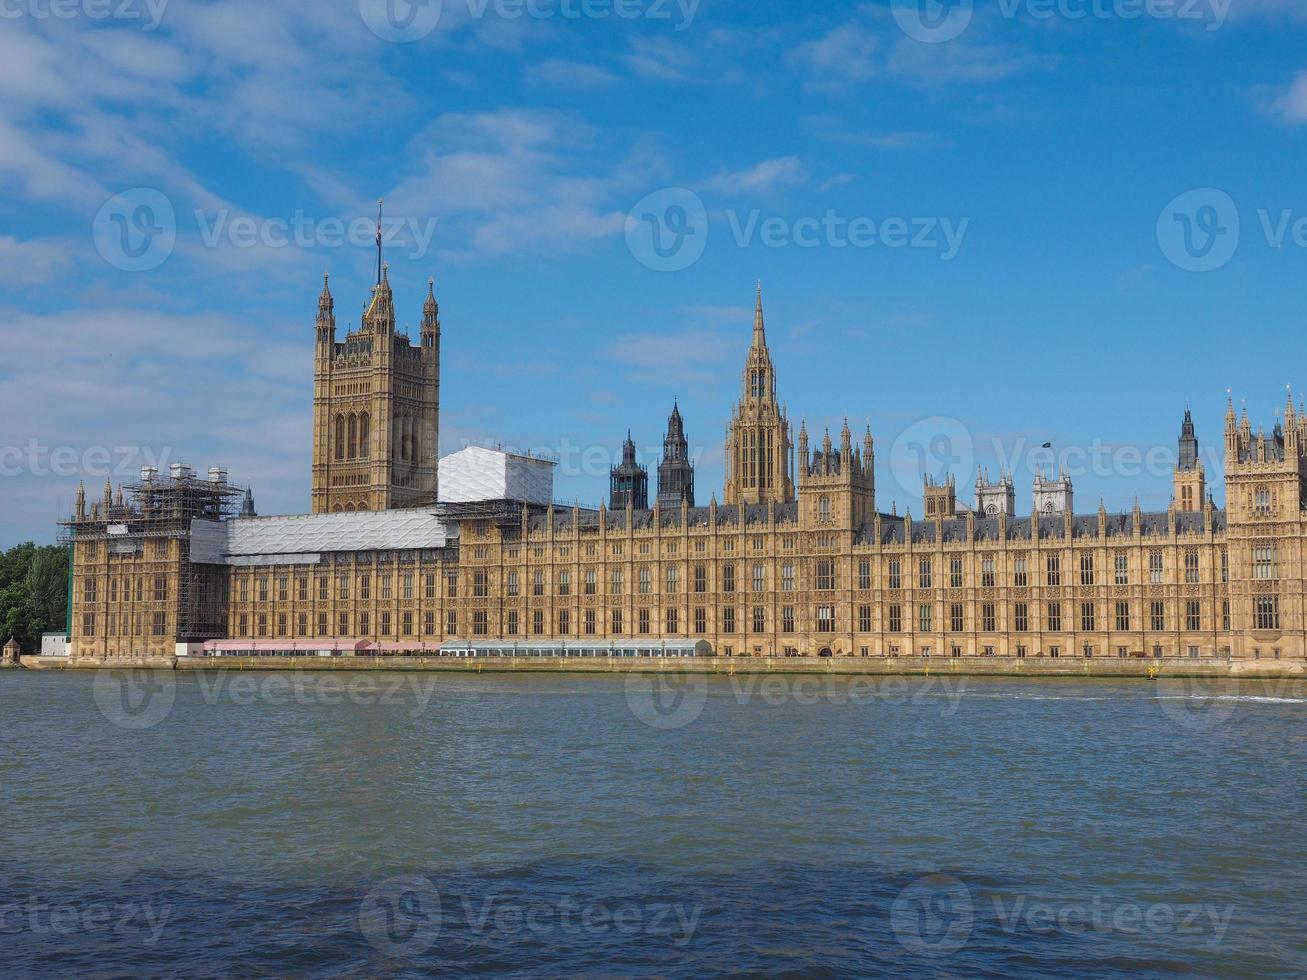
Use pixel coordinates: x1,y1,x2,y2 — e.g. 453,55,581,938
58,464,250,645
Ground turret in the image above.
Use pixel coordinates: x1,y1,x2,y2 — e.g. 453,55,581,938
316,272,335,343
657,402,695,509
421,277,439,349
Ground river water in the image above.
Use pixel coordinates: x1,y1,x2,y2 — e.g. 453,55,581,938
1,668,1304,977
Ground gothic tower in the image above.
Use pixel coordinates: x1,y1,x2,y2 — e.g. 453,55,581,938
974,468,1015,516
797,419,875,528
311,259,440,514
657,402,695,509
724,285,794,506
610,432,649,511
1173,408,1205,512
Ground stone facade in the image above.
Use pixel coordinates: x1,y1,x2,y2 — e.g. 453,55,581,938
60,276,1307,662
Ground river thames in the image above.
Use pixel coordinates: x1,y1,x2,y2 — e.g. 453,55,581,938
1,669,1304,976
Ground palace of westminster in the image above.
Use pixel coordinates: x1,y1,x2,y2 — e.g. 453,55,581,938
60,268,1307,661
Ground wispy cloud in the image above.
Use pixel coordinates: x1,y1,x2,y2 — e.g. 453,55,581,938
1267,70,1307,125
525,58,619,88
709,156,809,195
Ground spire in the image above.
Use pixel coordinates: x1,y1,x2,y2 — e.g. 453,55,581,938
752,280,766,347
421,276,439,344
241,487,256,518
75,482,85,520
316,271,335,339
375,198,384,286
1178,405,1199,471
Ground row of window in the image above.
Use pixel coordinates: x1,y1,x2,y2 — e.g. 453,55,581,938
880,550,1226,590
226,546,1249,607
83,575,170,604
229,597,1276,641
80,612,168,637
881,599,1232,633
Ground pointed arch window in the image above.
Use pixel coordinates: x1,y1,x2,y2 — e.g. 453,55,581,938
360,413,370,459
348,414,358,459
335,415,346,461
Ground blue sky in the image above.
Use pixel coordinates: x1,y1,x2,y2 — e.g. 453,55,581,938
3,0,1307,545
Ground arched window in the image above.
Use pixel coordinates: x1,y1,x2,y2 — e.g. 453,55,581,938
357,502,368,512
332,503,343,513
335,415,345,461
348,414,358,459
360,413,370,459
819,495,831,522
344,502,355,513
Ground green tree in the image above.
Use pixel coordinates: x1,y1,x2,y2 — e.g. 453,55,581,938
0,543,69,653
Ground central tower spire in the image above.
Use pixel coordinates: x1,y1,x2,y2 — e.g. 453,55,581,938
375,199,384,286
724,283,793,506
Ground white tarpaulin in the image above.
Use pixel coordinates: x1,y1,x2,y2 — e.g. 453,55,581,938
439,446,554,506
190,509,449,565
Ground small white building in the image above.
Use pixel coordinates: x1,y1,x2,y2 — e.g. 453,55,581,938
40,633,68,657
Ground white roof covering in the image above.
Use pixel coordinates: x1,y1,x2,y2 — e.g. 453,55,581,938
190,509,449,566
439,446,554,506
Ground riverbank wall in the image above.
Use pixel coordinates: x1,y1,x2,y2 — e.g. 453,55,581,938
17,655,1306,679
